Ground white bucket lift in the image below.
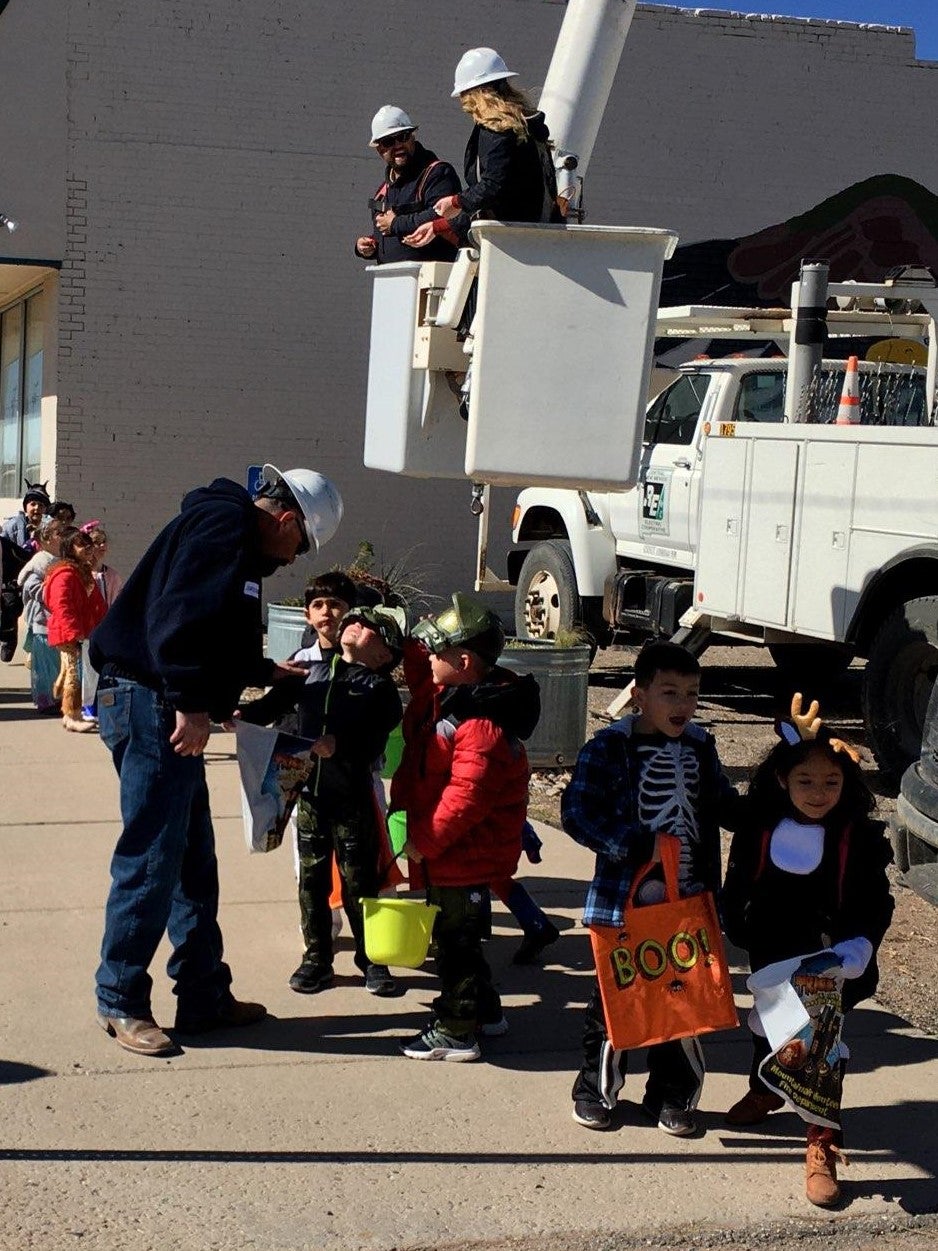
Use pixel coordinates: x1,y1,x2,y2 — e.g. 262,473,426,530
363,221,678,492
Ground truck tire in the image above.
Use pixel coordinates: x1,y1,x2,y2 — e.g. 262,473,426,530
515,540,582,642
863,596,938,782
768,642,854,688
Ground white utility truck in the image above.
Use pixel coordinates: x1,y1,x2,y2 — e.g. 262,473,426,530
360,0,938,786
508,270,938,780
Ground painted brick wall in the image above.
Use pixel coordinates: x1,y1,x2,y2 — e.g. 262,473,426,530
42,1,938,601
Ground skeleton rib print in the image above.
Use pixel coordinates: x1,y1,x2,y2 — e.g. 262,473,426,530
635,739,703,894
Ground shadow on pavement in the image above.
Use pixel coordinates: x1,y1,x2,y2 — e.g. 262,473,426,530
0,1059,55,1085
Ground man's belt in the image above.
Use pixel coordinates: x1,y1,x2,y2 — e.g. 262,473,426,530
99,663,162,692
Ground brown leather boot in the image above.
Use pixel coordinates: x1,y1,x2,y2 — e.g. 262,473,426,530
805,1126,848,1207
725,1087,785,1125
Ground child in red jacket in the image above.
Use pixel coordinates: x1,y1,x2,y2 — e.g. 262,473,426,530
391,593,539,1061
44,527,106,732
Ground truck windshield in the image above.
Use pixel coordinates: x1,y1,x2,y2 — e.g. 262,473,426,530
644,374,711,446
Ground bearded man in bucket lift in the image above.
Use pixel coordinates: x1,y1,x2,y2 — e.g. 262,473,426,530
355,105,462,264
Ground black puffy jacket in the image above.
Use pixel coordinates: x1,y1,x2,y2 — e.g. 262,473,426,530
458,111,561,226
361,141,461,264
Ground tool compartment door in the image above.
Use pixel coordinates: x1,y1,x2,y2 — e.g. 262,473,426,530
694,434,749,618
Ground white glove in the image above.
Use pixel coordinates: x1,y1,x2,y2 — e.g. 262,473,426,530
831,937,873,980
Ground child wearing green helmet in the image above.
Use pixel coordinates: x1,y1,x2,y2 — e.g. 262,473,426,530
391,593,541,1061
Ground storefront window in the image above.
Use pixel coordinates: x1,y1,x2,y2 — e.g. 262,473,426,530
0,292,44,497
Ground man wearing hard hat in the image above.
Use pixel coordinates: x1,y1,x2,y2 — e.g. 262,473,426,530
90,465,343,1057
354,105,462,264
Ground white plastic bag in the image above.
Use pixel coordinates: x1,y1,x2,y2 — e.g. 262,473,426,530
235,721,317,854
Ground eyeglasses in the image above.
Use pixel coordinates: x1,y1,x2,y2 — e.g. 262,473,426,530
375,131,414,151
92,539,107,547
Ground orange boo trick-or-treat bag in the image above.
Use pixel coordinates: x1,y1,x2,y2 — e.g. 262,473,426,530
589,836,738,1049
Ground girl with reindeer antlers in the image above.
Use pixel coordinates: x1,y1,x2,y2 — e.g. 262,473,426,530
721,694,894,1209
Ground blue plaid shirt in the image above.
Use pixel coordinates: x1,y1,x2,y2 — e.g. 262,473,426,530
561,715,737,926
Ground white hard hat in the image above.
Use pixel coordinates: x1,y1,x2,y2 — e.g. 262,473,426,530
370,105,417,146
452,47,517,97
261,464,343,553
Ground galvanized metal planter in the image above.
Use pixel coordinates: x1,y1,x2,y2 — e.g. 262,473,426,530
266,603,307,662
499,639,591,768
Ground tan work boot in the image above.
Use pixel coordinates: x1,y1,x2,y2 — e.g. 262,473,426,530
805,1129,847,1207
725,1087,785,1125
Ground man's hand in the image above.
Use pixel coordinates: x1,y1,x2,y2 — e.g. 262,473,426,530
271,661,308,680
402,222,435,248
311,734,336,759
433,195,461,221
170,711,211,756
356,235,377,257
375,209,396,235
402,838,423,864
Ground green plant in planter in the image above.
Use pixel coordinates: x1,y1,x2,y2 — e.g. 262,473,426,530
506,626,592,649
332,539,440,616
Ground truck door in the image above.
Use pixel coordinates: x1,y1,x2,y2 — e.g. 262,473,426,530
617,372,713,567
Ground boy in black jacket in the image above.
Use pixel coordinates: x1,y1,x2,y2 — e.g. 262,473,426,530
239,605,404,996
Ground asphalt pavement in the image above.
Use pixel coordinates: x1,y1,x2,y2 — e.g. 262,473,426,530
1,657,936,1251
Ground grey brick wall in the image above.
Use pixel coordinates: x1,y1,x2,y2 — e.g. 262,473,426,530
9,1,937,602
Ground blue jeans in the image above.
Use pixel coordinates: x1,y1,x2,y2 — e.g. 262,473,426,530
95,678,232,1020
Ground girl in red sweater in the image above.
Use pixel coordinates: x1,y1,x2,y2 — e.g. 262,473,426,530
44,528,106,732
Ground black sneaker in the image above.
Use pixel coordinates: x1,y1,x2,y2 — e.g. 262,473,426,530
364,964,397,996
572,1099,612,1130
480,1015,509,1037
0,641,14,663
512,921,561,965
288,963,334,994
643,1101,697,1137
400,1024,480,1062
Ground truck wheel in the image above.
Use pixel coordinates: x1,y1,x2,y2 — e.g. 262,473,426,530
515,540,581,642
863,596,938,782
767,643,853,688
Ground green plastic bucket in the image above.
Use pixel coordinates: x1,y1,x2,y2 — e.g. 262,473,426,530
361,896,440,968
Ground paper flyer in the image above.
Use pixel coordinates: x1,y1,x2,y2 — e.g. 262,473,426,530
748,950,846,1130
235,720,318,854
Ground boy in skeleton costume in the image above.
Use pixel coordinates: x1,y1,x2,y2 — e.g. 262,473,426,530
562,642,738,1136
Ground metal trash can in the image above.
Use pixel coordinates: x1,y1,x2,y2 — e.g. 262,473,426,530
499,640,590,768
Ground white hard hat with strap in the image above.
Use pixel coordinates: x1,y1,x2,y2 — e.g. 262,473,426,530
452,47,517,97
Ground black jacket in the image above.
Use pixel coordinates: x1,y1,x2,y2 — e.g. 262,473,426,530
89,479,275,721
238,655,403,820
361,142,461,264
457,112,561,227
722,803,894,1009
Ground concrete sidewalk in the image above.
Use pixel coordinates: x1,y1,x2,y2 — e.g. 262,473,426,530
1,659,936,1251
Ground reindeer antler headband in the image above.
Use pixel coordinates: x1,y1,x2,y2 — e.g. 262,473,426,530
777,692,862,764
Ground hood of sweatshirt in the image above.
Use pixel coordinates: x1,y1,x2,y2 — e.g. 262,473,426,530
181,477,258,522
440,667,541,741
525,111,551,144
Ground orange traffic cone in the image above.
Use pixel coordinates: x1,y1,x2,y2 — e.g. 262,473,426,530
835,355,860,424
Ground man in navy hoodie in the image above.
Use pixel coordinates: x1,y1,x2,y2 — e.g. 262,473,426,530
89,465,342,1056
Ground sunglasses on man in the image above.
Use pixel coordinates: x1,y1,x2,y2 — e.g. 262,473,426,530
375,130,414,151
